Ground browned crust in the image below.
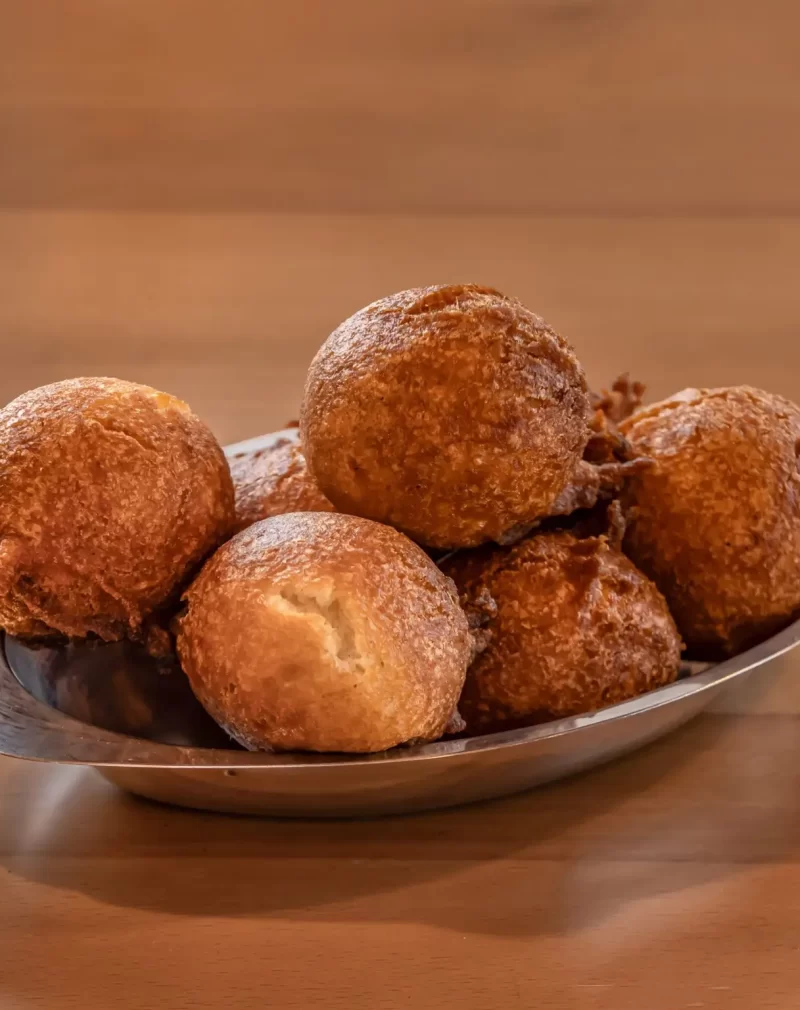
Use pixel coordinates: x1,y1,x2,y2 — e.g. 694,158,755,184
442,531,682,732
493,373,652,545
0,377,234,641
620,385,800,658
301,284,592,548
229,428,335,533
591,374,646,426
176,512,472,753
541,455,651,520
492,396,653,547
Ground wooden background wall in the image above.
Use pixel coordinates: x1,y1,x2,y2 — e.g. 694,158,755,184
2,0,799,446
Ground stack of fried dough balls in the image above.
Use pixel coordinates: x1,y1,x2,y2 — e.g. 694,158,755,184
3,284,799,755
185,283,685,749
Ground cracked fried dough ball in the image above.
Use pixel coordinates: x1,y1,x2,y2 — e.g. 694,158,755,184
442,531,682,732
620,386,800,658
0,378,234,641
176,512,472,753
301,284,592,549
229,428,335,533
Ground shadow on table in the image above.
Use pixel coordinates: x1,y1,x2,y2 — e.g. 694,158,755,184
3,712,800,938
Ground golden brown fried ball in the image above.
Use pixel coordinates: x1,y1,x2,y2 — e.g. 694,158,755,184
228,428,335,533
442,531,682,732
176,512,472,753
301,284,592,549
0,378,234,641
620,386,800,658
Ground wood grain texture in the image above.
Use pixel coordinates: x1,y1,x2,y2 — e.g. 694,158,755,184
3,714,800,1009
2,211,800,443
3,0,800,212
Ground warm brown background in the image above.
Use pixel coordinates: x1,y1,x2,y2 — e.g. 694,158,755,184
2,2,800,1008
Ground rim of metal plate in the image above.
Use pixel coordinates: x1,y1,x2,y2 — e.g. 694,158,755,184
1,617,798,772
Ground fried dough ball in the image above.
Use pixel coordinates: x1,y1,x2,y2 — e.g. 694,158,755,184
301,284,592,548
442,531,682,732
229,428,335,533
0,378,234,641
620,386,800,658
176,512,472,753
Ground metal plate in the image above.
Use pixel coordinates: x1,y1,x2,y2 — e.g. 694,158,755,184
1,620,799,817
0,429,797,817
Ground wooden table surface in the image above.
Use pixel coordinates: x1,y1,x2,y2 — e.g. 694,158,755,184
3,2,800,1007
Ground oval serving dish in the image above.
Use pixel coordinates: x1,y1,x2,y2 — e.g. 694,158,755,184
0,432,798,818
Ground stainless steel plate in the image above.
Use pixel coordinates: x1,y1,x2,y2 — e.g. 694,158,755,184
0,429,797,818
1,620,798,817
